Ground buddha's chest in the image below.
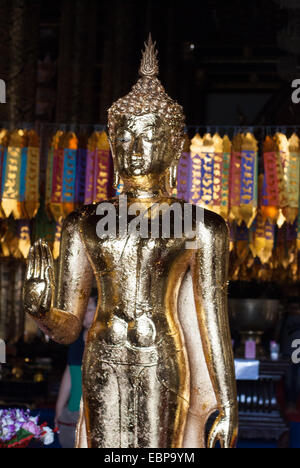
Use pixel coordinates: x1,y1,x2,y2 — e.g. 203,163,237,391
85,231,187,275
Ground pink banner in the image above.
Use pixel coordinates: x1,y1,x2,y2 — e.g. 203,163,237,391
51,148,64,204
84,149,95,205
229,151,241,207
93,149,111,203
264,151,279,206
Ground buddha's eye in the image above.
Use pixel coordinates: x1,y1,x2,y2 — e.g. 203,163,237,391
117,137,130,143
117,131,131,143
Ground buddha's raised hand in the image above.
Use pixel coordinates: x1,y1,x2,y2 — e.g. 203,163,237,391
23,239,55,318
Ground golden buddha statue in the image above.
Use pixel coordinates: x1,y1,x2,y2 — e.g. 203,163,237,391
23,35,238,449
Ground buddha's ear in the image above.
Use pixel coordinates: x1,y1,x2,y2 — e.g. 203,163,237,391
108,135,115,159
172,133,184,161
178,134,185,155
169,161,178,190
113,170,121,190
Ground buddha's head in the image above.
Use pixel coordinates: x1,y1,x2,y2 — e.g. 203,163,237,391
108,35,185,191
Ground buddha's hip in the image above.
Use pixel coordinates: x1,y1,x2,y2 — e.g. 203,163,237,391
82,336,189,400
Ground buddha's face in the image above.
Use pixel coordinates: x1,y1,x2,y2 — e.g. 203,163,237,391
110,113,175,178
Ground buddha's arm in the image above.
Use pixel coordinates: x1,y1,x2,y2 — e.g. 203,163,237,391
191,214,238,448
23,212,94,345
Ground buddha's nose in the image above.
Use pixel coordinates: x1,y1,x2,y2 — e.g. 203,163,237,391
132,137,143,155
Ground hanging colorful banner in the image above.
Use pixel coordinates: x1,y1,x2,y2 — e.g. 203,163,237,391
84,131,112,205
229,133,242,224
46,131,64,221
24,130,40,219
189,132,224,215
251,175,274,264
220,135,231,220
93,131,112,203
274,133,289,227
75,134,88,206
239,132,258,228
189,133,202,205
62,132,78,217
199,133,214,210
262,135,280,223
211,133,223,215
285,133,300,224
0,130,8,219
177,133,191,202
1,130,26,219
85,132,98,205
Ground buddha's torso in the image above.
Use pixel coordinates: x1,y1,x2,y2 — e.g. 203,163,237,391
79,198,194,352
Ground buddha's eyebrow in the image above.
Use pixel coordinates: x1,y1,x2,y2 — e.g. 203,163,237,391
131,121,157,135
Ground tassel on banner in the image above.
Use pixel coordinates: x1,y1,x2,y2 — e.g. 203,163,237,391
239,132,258,228
34,203,56,251
53,217,63,260
229,222,250,281
1,219,23,259
250,175,274,264
17,220,31,259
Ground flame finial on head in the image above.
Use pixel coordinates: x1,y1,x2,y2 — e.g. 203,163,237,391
139,33,159,78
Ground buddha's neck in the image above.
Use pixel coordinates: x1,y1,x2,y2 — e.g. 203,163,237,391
121,173,170,199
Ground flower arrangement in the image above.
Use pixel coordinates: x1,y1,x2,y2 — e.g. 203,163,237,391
0,409,55,448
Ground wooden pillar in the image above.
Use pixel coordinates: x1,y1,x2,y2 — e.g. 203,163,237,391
56,0,99,124
0,0,11,122
7,0,40,126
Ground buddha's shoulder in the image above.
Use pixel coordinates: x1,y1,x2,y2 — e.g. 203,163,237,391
183,201,228,235
61,199,228,237
63,198,119,222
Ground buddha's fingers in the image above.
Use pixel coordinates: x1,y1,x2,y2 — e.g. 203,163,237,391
207,426,217,448
44,241,54,270
40,240,47,280
208,428,233,449
43,242,55,286
33,240,42,279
